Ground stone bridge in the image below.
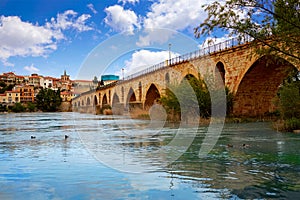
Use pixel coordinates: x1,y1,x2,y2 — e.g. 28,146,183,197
72,37,299,117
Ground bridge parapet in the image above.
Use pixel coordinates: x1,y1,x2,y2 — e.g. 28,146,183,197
123,36,252,81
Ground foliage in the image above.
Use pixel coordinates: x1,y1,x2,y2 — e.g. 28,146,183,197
0,82,15,94
277,70,300,119
194,0,300,63
160,75,234,121
36,88,62,112
0,104,7,112
226,87,234,115
160,76,207,119
26,102,36,112
284,118,300,132
100,104,112,114
10,103,26,113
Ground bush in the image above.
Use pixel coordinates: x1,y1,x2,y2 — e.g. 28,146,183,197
100,104,112,114
277,70,300,119
10,103,26,113
26,102,36,112
284,118,300,132
36,88,62,112
160,75,233,121
0,104,7,112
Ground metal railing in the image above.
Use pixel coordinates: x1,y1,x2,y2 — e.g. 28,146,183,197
122,35,252,81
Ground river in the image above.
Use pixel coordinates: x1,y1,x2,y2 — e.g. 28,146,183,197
0,112,300,199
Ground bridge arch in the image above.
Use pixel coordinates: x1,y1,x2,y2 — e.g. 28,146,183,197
112,93,120,105
233,55,296,117
121,87,124,102
215,61,225,84
94,95,98,106
102,93,108,107
144,84,160,109
180,66,199,82
86,97,91,106
126,87,136,104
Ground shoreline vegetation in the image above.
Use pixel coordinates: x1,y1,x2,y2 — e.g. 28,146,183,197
1,71,300,133
1,102,300,133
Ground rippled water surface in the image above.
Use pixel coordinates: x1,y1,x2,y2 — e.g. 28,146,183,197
1,112,300,199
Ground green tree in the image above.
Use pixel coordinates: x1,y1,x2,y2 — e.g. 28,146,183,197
194,0,300,63
26,102,36,112
0,104,7,112
10,103,26,113
278,70,300,119
161,75,234,121
36,88,62,112
0,83,15,94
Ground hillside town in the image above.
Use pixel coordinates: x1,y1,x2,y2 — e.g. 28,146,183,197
0,70,98,107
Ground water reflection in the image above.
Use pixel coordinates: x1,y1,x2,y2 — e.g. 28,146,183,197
0,113,300,199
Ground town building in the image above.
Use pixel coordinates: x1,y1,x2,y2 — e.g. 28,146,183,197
0,90,20,105
0,70,90,105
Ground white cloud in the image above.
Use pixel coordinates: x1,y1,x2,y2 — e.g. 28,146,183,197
104,0,213,45
24,64,40,73
199,36,230,48
119,49,179,76
48,10,92,32
144,0,211,30
0,10,93,66
0,16,62,62
87,3,97,14
104,5,140,35
118,0,139,5
139,0,212,45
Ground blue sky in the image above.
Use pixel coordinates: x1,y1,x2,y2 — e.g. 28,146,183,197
0,0,223,80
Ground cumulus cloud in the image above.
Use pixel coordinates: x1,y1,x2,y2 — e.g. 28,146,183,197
87,3,97,14
119,49,179,76
104,0,212,45
0,10,93,66
139,0,213,45
104,5,140,35
47,10,92,32
0,16,62,61
24,64,40,73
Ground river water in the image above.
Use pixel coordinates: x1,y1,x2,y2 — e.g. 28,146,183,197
0,112,300,199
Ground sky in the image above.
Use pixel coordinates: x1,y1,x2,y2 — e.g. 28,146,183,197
0,0,226,80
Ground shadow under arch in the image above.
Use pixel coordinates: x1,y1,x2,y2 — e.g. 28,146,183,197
215,61,225,85
112,93,120,105
144,84,160,110
94,95,98,106
102,93,108,107
112,93,123,115
233,55,296,117
125,87,137,111
126,87,136,103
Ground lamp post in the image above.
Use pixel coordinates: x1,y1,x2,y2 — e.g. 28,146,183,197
122,68,124,80
168,43,171,65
